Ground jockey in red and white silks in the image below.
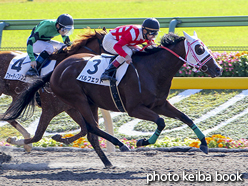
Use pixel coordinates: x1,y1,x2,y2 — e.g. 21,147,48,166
101,18,160,82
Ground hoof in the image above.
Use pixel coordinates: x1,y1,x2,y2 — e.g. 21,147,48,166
24,144,32,153
104,164,115,169
52,134,62,142
120,145,130,152
136,138,150,147
200,145,209,154
6,137,17,144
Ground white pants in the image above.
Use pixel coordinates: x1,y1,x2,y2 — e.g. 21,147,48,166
103,33,133,64
29,40,65,55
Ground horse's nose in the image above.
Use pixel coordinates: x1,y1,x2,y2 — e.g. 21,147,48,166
216,66,223,76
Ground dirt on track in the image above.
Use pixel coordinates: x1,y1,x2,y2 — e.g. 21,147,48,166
0,146,248,186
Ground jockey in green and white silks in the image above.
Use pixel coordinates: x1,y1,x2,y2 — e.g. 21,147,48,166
26,14,74,77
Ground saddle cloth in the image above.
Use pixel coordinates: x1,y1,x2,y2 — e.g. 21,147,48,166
4,53,56,82
77,54,129,86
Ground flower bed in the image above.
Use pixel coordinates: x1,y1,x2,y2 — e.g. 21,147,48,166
175,51,248,77
189,134,248,149
1,134,248,150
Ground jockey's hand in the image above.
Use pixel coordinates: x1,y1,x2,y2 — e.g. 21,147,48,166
30,61,37,68
125,55,132,64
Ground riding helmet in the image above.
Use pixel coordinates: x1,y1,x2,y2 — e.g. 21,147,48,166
56,14,74,36
142,18,160,31
57,14,74,27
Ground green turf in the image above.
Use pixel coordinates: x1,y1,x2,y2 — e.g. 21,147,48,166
0,0,247,47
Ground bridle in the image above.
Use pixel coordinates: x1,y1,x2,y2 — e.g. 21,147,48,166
158,39,213,72
184,39,212,72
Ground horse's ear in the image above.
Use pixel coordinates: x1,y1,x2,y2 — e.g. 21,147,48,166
183,31,194,43
103,27,106,31
193,31,198,38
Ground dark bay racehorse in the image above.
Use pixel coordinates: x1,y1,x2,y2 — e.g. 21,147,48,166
2,32,222,167
0,28,121,155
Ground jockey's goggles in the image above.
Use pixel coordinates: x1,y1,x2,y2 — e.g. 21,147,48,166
146,30,158,36
60,25,74,36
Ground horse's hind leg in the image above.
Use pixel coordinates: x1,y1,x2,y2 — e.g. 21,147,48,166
55,93,129,152
87,104,113,168
10,108,57,149
87,131,113,168
6,120,32,152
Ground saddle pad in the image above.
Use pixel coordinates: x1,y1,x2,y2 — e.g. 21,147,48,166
77,55,129,86
4,53,56,82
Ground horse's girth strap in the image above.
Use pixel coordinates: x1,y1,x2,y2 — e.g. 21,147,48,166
109,81,127,112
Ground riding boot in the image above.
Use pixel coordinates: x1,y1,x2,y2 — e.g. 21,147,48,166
26,50,50,77
100,59,121,82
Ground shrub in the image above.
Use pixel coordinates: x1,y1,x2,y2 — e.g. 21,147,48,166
175,51,248,77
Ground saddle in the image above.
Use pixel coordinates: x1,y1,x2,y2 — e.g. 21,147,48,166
77,54,127,112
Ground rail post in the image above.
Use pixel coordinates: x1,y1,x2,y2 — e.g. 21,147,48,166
168,18,181,33
0,22,9,47
101,109,115,152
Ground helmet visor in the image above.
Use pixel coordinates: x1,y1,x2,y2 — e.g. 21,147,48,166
60,25,74,36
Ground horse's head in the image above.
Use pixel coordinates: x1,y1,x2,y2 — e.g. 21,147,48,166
183,31,222,78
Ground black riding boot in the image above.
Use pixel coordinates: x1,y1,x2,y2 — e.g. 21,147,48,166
26,50,50,77
100,60,121,82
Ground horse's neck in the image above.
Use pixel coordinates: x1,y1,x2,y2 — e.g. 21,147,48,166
147,41,185,95
153,41,185,80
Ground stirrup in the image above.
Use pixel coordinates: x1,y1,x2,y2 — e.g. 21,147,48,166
26,68,39,77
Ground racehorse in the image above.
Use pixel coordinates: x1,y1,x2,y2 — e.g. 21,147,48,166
0,28,130,167
1,31,222,165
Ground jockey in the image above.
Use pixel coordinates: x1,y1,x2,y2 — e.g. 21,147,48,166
26,14,74,77
100,17,160,82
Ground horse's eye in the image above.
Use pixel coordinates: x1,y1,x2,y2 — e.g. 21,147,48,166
195,44,205,55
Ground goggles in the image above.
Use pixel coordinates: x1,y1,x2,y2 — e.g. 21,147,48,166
146,29,158,36
60,25,74,36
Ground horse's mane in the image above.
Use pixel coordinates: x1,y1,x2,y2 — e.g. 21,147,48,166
135,32,185,56
63,28,107,55
160,32,185,47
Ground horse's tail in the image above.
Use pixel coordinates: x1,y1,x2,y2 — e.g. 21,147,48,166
0,72,53,121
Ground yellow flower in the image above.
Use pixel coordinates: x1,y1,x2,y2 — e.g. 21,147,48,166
63,134,74,138
218,143,223,148
205,137,213,144
189,141,200,148
235,52,241,57
217,139,224,143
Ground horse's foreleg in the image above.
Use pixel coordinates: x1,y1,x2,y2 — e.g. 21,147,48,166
7,120,32,152
128,106,165,147
20,111,56,146
154,101,208,154
52,108,88,144
87,132,113,168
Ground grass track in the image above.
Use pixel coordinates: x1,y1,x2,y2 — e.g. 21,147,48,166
0,0,247,47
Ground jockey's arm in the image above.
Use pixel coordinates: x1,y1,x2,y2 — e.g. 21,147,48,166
27,37,36,62
113,38,130,58
62,36,72,46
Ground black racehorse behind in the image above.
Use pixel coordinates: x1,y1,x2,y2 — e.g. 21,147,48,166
1,31,222,167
